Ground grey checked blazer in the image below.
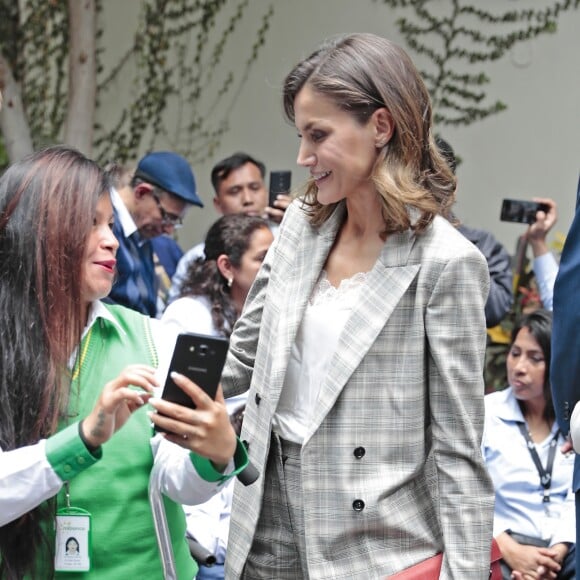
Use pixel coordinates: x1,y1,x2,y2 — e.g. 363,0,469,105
222,200,495,579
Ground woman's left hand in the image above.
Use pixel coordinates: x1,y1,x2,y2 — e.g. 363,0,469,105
148,373,237,470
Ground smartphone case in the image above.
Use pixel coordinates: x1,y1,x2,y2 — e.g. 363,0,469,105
161,332,229,408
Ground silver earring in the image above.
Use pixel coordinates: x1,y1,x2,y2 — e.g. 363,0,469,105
227,277,233,288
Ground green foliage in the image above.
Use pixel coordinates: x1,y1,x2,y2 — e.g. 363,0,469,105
374,0,579,126
0,0,274,164
93,0,274,164
0,0,69,149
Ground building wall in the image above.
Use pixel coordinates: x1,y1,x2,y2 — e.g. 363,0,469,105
100,1,580,259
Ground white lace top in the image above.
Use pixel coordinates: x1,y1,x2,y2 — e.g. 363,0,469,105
272,270,367,443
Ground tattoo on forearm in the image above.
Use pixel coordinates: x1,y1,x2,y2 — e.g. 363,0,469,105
90,408,106,439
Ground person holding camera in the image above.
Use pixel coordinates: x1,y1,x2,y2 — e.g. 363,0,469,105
435,136,514,328
168,152,291,304
523,197,559,311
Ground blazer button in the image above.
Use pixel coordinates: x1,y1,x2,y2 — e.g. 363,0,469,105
352,499,365,512
353,446,365,459
255,393,261,405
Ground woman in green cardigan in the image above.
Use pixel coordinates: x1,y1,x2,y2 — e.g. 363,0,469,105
0,146,247,579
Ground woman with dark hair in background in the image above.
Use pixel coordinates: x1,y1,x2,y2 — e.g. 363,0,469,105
483,309,576,579
0,146,245,579
161,213,273,339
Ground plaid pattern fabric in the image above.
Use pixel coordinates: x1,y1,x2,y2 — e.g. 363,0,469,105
223,200,495,579
242,435,309,579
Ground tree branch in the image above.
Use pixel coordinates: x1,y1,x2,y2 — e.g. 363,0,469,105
64,0,97,154
0,53,33,162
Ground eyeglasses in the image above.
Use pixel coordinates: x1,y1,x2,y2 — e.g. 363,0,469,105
151,192,183,228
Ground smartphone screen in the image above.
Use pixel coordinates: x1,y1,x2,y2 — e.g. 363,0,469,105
269,170,291,207
160,333,229,409
500,199,550,224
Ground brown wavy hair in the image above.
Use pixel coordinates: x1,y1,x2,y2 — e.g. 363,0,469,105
282,33,456,234
0,146,108,578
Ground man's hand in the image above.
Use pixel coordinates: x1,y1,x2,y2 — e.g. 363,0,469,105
263,193,292,224
526,197,558,258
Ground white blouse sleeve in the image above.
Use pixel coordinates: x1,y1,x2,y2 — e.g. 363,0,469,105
149,435,231,506
0,441,63,526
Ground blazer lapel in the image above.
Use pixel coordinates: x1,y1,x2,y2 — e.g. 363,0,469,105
303,228,421,444
268,203,346,402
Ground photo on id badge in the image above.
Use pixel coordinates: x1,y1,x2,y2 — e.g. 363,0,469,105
54,513,91,572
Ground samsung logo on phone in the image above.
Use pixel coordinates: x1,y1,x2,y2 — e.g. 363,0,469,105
188,366,208,374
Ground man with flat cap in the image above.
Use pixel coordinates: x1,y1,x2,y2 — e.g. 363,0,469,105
107,151,203,317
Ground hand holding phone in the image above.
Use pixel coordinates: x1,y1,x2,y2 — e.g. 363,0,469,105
150,333,261,483
154,333,229,433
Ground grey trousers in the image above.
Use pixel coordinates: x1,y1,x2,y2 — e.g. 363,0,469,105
241,433,310,580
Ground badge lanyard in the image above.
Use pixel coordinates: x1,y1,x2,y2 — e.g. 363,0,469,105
54,481,92,573
516,422,560,504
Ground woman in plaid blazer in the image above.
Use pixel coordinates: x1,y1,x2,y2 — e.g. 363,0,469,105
221,33,495,579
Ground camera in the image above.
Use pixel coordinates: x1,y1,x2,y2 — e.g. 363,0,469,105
500,199,550,225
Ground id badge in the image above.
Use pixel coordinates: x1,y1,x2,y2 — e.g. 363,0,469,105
54,507,92,572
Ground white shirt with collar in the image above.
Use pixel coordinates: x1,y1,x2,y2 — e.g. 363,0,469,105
110,186,140,241
533,252,559,311
482,386,575,546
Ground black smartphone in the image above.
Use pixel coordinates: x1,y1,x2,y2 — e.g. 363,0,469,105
160,332,229,409
269,170,291,207
500,199,550,224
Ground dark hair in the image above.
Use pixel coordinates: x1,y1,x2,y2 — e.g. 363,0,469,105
509,309,554,422
282,33,456,233
0,145,108,578
180,214,269,337
434,136,457,175
66,537,79,551
210,152,266,194
103,162,134,190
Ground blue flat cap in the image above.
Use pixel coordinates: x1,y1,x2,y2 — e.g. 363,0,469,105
134,151,203,207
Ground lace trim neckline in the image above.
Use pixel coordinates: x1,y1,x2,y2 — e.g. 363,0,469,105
310,270,368,306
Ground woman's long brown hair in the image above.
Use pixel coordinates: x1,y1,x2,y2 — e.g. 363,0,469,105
0,146,108,578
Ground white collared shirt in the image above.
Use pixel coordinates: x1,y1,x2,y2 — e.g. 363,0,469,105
273,270,366,444
533,252,559,311
110,186,140,241
482,387,575,545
